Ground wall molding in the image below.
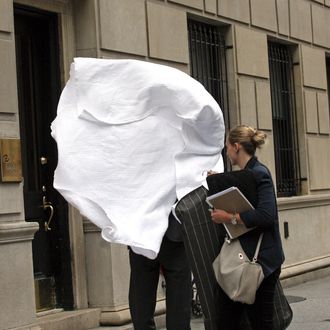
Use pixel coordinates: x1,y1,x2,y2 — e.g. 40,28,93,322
100,300,165,326
278,194,330,210
0,221,39,244
281,255,330,279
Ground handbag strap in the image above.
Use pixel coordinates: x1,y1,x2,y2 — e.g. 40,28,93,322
252,233,264,262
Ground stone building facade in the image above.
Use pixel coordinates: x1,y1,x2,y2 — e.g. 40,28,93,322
0,0,330,329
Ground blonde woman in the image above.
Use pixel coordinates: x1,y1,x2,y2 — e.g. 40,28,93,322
210,125,285,329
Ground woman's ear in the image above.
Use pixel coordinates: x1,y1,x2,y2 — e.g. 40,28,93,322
234,143,240,153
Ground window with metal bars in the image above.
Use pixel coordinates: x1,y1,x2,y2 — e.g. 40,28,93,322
187,20,229,168
327,57,330,110
268,42,300,197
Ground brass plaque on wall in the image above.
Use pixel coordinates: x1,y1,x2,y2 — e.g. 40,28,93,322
0,139,23,182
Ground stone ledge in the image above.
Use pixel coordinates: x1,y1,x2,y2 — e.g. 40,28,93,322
83,219,100,233
100,299,165,326
281,266,330,289
90,314,166,330
10,308,101,330
281,254,330,278
278,193,330,210
0,221,39,244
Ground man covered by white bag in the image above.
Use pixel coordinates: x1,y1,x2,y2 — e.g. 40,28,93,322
51,58,225,329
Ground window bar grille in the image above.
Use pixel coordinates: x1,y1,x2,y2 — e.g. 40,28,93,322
268,43,300,196
326,58,330,112
188,21,229,124
188,21,230,169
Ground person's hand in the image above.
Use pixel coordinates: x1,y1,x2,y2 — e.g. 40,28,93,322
210,209,231,224
207,170,218,176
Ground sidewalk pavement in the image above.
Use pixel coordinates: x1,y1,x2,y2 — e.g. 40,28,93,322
91,274,330,330
284,274,330,329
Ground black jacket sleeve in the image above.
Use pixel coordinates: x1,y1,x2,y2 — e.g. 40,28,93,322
239,165,277,228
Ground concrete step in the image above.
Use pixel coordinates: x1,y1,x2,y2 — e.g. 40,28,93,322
88,315,206,330
89,314,166,330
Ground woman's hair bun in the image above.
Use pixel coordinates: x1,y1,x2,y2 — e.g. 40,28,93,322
228,125,267,155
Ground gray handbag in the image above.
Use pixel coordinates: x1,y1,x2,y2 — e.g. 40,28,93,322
213,234,264,305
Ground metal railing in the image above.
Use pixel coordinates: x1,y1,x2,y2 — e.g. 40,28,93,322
268,42,300,197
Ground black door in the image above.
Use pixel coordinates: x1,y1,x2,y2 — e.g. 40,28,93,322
14,6,73,311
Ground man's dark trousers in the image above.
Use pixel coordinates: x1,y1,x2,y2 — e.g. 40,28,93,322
129,235,192,330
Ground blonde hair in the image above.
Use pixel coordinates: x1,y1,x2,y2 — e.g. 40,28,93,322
227,125,267,156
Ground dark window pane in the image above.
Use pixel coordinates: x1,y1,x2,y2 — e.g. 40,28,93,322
268,43,300,197
188,20,229,169
326,58,330,113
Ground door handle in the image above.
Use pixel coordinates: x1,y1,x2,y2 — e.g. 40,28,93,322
40,156,48,165
42,196,54,231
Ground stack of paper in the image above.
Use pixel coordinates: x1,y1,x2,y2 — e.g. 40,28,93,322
206,186,255,239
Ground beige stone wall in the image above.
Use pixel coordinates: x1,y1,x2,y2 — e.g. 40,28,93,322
251,0,277,32
304,90,330,134
86,0,330,299
0,1,79,329
99,0,148,57
218,0,250,23
81,0,330,199
279,196,330,271
235,26,269,78
213,0,330,47
73,0,98,57
0,2,38,328
83,222,165,325
236,77,273,131
0,235,38,329
232,25,275,172
46,0,330,307
301,45,327,90
0,0,330,328
85,0,325,197
205,0,217,14
256,81,273,131
305,90,319,134
97,0,190,64
317,92,330,134
277,0,290,36
312,3,330,47
299,45,330,192
147,1,189,63
85,228,129,309
307,137,330,189
0,0,19,132
0,4,24,216
290,0,313,42
0,41,18,116
169,0,204,10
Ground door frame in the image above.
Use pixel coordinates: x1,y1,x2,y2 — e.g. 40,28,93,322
14,0,89,311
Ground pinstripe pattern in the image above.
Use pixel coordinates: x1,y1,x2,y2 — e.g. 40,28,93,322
175,186,292,330
175,186,225,330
